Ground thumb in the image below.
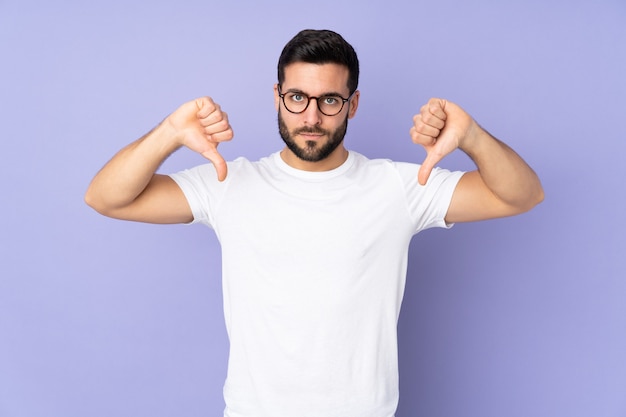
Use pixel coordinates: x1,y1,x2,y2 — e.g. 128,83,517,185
417,151,440,186
200,146,228,182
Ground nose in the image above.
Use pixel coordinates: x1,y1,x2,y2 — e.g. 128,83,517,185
303,97,323,125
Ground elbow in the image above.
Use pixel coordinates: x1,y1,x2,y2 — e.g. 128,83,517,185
519,182,545,214
501,180,544,217
531,179,545,208
84,186,113,217
535,185,545,206
84,185,96,210
84,188,103,215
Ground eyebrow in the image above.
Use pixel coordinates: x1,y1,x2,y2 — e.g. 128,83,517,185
283,87,348,97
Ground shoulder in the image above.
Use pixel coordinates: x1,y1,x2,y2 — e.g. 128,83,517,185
349,151,464,195
171,156,260,183
348,151,418,179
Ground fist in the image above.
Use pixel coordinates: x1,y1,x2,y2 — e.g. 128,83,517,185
410,98,473,185
168,97,234,181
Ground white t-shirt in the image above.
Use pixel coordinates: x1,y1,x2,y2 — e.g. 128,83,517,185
170,151,464,417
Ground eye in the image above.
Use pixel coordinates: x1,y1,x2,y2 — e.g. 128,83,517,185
288,93,306,103
322,96,340,106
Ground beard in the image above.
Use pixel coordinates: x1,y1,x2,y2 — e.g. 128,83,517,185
278,109,348,162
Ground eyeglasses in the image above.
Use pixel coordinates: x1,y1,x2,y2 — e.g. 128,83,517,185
278,86,353,116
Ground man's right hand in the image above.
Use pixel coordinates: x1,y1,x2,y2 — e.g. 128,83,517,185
166,97,234,181
85,97,234,223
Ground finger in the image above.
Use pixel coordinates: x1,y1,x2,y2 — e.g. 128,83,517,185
415,109,445,134
199,107,227,129
200,146,228,182
417,162,432,186
410,127,439,149
203,118,233,138
426,98,447,121
410,117,441,144
207,127,234,143
417,150,443,186
195,97,217,118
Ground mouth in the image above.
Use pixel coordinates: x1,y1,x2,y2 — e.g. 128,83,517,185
296,129,327,141
299,133,324,141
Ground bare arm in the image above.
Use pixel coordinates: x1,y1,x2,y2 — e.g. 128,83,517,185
410,98,544,223
84,97,233,223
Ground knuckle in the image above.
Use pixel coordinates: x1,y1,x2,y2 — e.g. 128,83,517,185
216,119,230,130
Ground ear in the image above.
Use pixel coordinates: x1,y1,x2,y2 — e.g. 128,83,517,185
347,90,360,119
273,84,280,111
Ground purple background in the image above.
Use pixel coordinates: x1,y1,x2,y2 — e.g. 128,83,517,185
1,0,625,416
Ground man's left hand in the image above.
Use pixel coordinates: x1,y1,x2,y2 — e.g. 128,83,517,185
410,98,475,185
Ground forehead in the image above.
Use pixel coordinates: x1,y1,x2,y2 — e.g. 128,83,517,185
282,62,350,94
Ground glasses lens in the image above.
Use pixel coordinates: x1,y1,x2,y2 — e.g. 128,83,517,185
283,92,308,113
318,96,344,116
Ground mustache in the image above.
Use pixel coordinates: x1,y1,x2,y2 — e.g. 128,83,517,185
293,126,329,135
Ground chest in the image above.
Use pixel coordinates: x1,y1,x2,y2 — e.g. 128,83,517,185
215,175,412,259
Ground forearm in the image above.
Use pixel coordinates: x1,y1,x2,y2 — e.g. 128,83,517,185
461,122,544,211
85,121,180,213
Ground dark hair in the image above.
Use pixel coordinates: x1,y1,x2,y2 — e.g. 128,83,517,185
277,29,360,95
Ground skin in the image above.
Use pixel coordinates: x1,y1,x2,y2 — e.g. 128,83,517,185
274,62,359,171
84,62,543,225
410,99,544,222
277,108,348,165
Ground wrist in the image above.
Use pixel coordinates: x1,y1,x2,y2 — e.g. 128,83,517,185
458,120,487,157
150,118,184,155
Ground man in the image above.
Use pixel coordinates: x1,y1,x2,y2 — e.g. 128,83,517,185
85,29,543,417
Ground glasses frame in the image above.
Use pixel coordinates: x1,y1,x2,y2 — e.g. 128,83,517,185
278,85,353,117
